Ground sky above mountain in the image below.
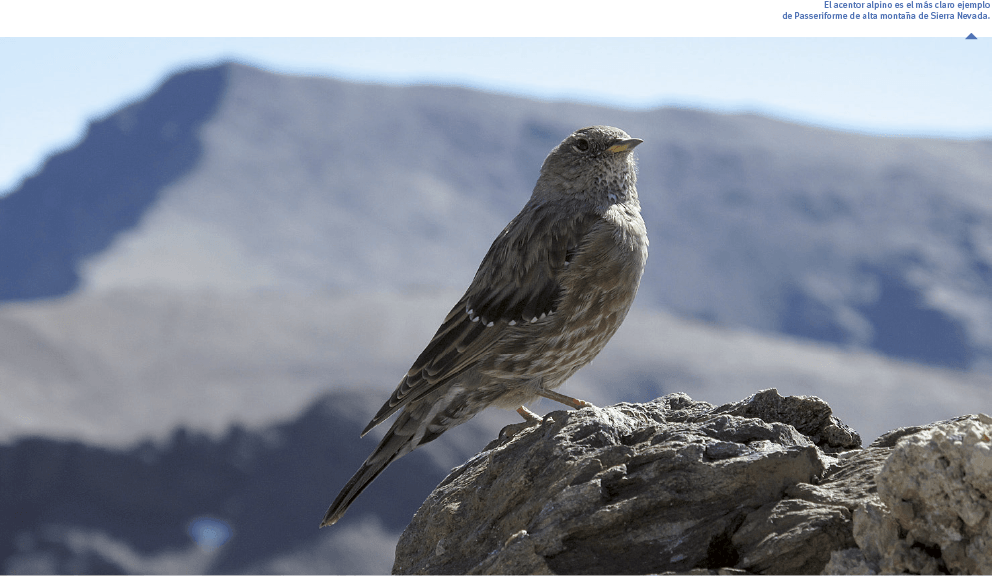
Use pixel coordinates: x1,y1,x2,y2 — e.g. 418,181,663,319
2,35,990,195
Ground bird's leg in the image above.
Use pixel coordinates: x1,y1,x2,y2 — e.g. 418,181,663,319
501,393,595,441
499,406,543,440
537,389,595,409
516,405,542,423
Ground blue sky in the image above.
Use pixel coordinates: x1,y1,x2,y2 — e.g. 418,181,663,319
2,12,991,195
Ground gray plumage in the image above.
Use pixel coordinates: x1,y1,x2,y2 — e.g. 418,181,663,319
321,125,648,527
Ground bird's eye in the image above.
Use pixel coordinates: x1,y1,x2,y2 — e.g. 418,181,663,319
572,138,590,153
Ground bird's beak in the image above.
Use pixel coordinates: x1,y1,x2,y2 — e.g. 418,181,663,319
606,138,644,154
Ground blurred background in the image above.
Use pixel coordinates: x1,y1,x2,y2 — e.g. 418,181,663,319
2,36,992,574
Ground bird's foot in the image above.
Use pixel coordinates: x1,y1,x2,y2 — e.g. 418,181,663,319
499,421,539,439
536,389,595,410
498,406,543,440
516,405,542,423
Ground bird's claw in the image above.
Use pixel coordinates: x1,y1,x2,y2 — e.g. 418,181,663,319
499,419,540,440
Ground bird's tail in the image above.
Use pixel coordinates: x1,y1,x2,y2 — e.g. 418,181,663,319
320,412,422,527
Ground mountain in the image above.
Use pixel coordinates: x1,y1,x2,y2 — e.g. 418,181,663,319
2,62,991,573
0,66,227,301
0,390,474,575
4,62,992,369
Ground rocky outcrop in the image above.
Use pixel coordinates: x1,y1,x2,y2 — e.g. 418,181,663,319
824,413,992,575
392,389,992,575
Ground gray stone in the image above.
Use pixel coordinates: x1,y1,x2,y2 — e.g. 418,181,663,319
851,414,992,575
713,389,861,453
821,548,877,575
393,390,860,574
733,498,855,574
392,391,991,575
787,446,892,510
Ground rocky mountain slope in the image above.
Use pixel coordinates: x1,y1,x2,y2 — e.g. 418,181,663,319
3,63,992,368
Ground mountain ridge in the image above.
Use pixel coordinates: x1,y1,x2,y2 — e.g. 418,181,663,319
3,62,991,370
0,65,228,300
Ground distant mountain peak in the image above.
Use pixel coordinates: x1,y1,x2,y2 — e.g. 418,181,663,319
0,65,229,301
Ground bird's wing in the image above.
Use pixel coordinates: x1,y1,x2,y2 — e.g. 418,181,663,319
362,204,599,435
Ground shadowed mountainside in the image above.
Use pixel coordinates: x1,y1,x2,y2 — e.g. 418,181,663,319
0,66,228,300
0,390,472,575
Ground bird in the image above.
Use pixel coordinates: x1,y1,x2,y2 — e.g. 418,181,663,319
320,125,648,527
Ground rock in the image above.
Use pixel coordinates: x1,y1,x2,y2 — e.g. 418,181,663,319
732,498,855,574
393,389,863,574
712,391,861,451
392,391,991,575
821,547,877,575
786,446,891,511
832,414,992,575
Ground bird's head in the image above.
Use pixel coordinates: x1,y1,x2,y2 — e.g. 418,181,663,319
533,125,643,208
